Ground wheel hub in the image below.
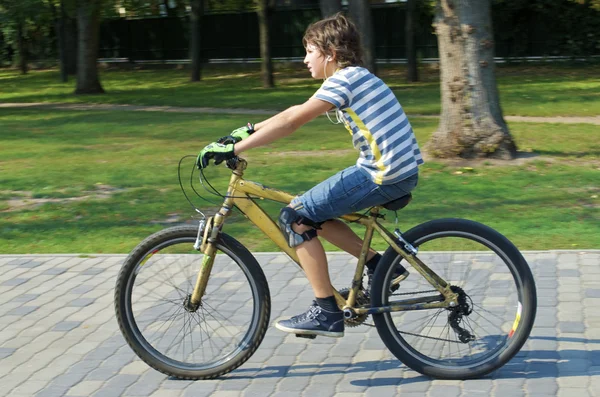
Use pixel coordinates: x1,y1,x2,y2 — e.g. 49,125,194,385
183,294,201,312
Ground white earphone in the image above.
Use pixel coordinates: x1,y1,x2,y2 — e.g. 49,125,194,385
326,56,332,61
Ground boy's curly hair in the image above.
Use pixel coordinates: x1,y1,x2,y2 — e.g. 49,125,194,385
302,12,363,68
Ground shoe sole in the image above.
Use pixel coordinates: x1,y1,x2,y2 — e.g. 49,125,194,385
274,322,344,338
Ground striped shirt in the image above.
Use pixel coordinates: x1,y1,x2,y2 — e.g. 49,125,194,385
314,66,423,184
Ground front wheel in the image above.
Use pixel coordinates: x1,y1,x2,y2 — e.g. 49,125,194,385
371,218,536,379
114,225,271,380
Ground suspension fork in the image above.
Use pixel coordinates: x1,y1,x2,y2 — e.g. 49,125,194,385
189,162,245,307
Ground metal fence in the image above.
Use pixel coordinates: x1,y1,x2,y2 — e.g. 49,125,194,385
98,4,599,64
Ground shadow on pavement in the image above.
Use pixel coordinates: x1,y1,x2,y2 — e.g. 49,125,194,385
214,335,599,385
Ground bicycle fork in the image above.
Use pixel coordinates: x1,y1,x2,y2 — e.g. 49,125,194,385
188,169,242,309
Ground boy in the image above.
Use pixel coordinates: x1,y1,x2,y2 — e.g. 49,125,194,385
197,13,423,338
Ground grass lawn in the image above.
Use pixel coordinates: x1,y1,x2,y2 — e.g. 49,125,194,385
1,108,598,253
1,63,599,117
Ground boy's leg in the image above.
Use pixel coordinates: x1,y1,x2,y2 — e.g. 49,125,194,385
318,219,378,260
274,212,344,338
318,220,407,290
291,222,333,298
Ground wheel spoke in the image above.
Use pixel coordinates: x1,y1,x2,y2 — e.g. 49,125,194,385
116,229,269,379
376,227,532,377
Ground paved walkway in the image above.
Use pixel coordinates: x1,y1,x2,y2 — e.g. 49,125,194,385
1,102,600,125
0,251,599,397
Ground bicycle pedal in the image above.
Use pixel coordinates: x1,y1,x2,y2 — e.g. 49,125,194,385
295,334,317,339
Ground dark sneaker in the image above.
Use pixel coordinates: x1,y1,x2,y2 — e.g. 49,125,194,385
366,263,410,296
275,304,344,338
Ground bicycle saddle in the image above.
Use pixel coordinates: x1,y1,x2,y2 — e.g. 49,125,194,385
382,193,412,211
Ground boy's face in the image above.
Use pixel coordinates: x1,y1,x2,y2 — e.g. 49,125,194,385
304,43,335,79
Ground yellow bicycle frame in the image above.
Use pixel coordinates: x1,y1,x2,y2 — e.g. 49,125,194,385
191,159,458,315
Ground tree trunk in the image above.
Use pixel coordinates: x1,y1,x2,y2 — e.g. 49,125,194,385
75,0,104,94
257,0,274,88
190,0,203,82
319,0,342,18
348,0,377,75
427,0,516,159
16,22,28,74
65,14,78,75
50,1,68,82
163,0,176,17
405,0,418,82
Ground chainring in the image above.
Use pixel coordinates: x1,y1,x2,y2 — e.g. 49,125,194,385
339,288,370,327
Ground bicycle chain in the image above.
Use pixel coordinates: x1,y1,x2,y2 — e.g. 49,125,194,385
356,289,461,344
385,289,463,343
390,289,438,297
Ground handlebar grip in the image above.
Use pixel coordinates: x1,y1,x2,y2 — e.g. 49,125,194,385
225,156,241,170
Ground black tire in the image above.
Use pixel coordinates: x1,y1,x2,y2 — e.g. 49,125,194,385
114,225,271,379
371,218,536,379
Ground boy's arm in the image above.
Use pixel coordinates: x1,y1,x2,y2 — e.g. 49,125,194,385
234,98,333,155
254,105,301,129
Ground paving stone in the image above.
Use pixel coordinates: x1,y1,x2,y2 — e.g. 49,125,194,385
52,321,82,332
67,380,104,396
67,298,96,307
33,385,70,397
0,347,17,359
10,293,40,303
6,259,33,266
92,374,140,397
1,278,29,286
182,381,219,397
525,378,559,395
217,378,253,391
585,289,600,298
429,385,461,397
559,321,586,333
42,268,68,275
81,267,105,275
6,305,39,316
68,284,96,294
559,269,581,277
0,252,598,397
85,367,120,382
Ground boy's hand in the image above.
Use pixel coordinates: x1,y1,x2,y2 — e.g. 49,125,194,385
197,142,236,169
217,123,255,145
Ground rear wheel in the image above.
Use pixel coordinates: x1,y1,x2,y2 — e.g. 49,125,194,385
371,218,536,379
115,225,271,379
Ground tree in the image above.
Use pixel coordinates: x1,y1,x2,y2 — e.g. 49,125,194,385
405,0,418,82
74,0,104,94
256,0,274,88
426,0,515,159
319,0,341,17
48,0,68,82
0,0,42,74
347,0,376,75
190,0,204,82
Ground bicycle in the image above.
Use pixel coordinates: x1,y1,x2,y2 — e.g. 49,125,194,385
114,156,537,381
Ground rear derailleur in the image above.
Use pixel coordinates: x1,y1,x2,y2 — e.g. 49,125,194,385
448,286,476,343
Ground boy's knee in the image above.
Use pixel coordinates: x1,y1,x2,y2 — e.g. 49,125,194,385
291,222,313,234
278,206,320,248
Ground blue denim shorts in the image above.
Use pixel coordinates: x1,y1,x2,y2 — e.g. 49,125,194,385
290,166,418,223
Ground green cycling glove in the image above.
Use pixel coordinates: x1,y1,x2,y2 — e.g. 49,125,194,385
217,123,255,145
197,142,236,169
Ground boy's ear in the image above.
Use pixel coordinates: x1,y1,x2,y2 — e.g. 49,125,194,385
328,49,338,62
